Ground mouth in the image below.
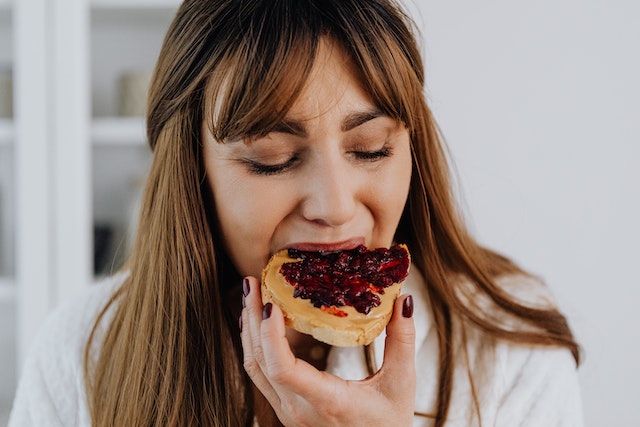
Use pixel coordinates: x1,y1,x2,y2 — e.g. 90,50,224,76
285,237,366,253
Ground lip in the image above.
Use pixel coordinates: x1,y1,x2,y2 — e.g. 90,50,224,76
286,237,366,253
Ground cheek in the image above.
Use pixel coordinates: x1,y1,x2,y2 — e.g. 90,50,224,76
207,171,291,277
369,148,412,240
377,148,412,214
213,184,253,239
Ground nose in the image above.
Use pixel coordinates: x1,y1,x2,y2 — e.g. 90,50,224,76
301,157,357,227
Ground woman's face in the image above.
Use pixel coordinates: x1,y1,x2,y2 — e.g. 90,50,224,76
203,39,412,280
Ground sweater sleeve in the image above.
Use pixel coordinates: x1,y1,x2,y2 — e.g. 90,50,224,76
7,304,87,427
8,275,123,427
492,344,584,427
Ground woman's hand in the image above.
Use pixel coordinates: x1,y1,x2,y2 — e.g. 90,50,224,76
240,276,416,427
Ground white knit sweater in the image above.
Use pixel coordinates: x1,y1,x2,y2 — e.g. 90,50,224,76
8,268,584,426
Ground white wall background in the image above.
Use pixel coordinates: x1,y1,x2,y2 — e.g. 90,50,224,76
406,1,639,426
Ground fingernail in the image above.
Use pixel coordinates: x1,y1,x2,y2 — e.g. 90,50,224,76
242,277,251,297
402,295,414,318
239,315,243,332
262,302,273,320
242,294,246,309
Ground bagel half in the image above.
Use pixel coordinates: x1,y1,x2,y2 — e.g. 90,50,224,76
261,244,410,347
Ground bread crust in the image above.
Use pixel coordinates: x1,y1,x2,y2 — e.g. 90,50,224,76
261,245,409,347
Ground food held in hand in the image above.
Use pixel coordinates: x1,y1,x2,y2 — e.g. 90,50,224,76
261,244,410,347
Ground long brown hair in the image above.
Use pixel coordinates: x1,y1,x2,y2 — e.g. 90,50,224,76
85,1,580,426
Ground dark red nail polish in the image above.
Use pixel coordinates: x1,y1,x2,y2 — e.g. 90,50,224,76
402,295,414,318
262,302,273,320
242,277,250,297
239,315,243,332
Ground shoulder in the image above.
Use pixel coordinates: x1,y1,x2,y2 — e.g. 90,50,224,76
8,272,126,427
457,271,579,386
456,272,558,311
488,339,583,425
455,274,584,425
30,272,126,366
495,273,558,309
445,329,584,426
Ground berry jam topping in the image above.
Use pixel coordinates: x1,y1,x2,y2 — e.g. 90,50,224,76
279,244,410,316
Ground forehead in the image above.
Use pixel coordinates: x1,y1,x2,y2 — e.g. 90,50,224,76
278,39,374,122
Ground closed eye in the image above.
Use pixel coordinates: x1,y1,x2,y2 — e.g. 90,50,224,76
352,147,392,161
242,156,300,176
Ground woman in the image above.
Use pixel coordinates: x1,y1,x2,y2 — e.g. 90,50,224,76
9,0,583,426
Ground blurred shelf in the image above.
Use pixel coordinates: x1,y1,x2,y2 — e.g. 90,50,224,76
92,0,179,8
0,278,15,304
92,0,179,19
92,116,147,146
0,119,13,145
91,1,176,36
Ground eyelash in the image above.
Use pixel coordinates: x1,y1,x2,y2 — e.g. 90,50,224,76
245,157,300,176
245,147,392,176
353,147,392,161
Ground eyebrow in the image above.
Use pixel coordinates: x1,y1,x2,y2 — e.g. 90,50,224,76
271,120,307,136
340,109,385,132
270,108,386,137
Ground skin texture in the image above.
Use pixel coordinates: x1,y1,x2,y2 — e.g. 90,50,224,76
204,38,416,425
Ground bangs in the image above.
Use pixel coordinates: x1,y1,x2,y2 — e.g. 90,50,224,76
335,1,425,133
204,2,320,142
203,0,423,142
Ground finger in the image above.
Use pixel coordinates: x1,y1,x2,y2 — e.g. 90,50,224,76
260,302,333,396
242,276,266,365
379,295,416,394
259,301,298,383
240,277,263,360
240,276,264,373
240,277,280,406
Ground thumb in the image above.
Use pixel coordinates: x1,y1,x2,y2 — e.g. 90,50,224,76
379,295,416,391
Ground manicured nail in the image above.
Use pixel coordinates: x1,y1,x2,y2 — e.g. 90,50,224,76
262,302,273,320
402,295,414,318
239,315,243,332
242,277,251,297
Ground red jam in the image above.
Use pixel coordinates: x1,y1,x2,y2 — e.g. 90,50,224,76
280,245,410,316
